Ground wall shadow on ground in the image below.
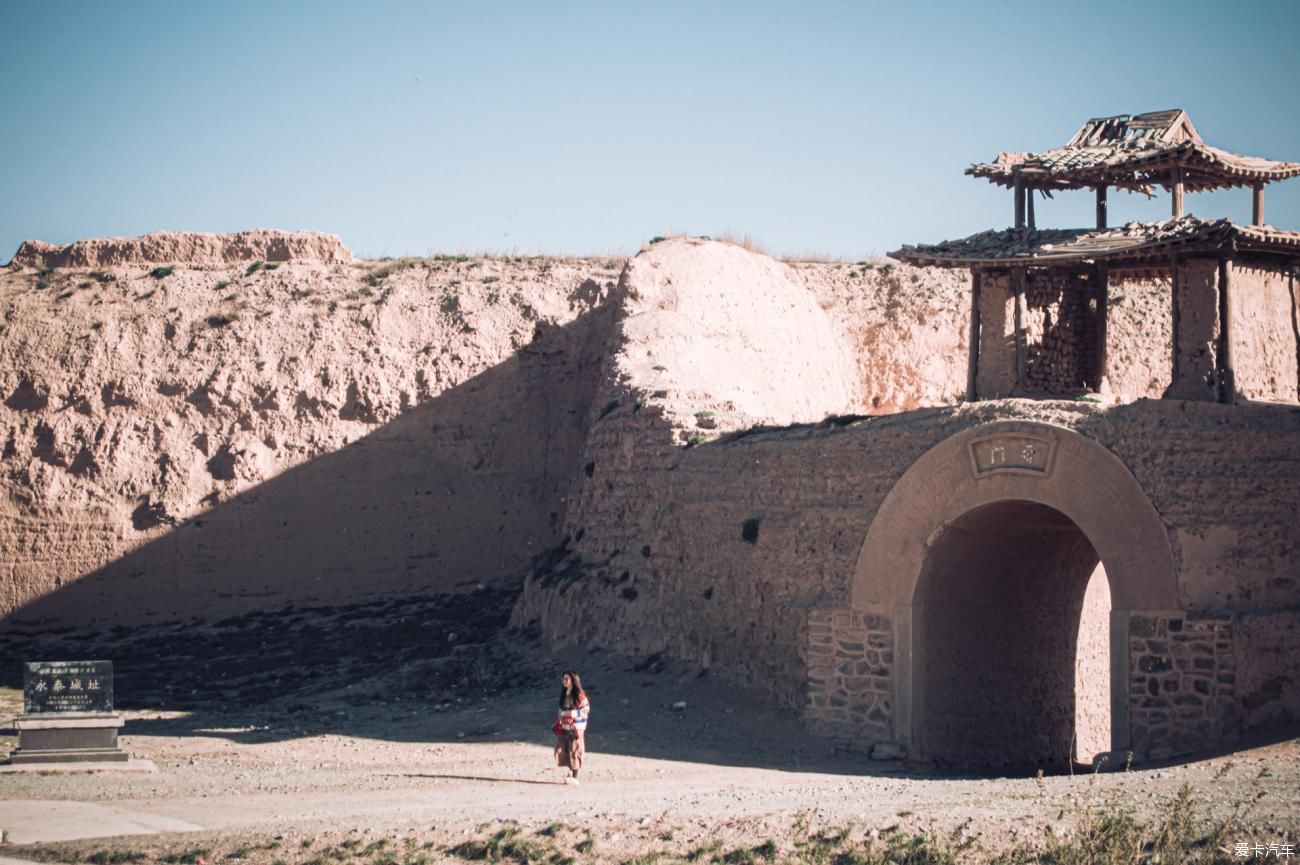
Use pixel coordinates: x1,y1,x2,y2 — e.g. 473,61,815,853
109,641,913,779
4,391,1298,776
0,591,909,777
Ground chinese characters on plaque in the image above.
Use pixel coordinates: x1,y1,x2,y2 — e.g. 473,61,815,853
968,434,1056,478
23,661,114,715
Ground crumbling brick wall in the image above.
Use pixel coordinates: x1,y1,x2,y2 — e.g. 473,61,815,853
1024,270,1092,393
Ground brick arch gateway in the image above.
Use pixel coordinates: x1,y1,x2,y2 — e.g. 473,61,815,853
849,420,1181,769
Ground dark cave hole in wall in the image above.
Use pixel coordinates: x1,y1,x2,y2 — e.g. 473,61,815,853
914,499,1111,771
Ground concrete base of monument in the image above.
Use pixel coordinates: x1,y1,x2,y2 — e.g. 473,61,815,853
8,713,129,764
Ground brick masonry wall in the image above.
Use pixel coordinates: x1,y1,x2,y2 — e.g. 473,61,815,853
804,608,893,749
1024,270,1092,393
1129,612,1237,759
518,398,1300,759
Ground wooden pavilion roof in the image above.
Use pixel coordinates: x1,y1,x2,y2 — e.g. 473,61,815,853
968,110,1300,193
889,217,1300,269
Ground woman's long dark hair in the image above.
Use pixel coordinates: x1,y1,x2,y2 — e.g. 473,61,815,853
558,670,584,709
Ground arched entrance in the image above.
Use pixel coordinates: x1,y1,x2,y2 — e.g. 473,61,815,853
915,499,1110,768
851,421,1179,769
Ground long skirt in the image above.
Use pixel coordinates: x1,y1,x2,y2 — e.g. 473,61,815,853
555,729,584,773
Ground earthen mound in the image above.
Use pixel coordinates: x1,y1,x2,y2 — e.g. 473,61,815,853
617,238,861,430
9,230,354,269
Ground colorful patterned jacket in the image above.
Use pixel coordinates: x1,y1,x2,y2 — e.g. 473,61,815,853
558,692,590,733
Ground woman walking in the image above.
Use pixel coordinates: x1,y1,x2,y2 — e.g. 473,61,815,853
554,670,590,784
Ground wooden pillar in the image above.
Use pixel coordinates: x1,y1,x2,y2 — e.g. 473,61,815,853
1170,253,1181,384
967,271,981,401
1014,173,1026,230
1218,258,1236,404
1095,264,1109,390
1013,268,1027,392
1252,184,1265,226
1171,167,1185,218
1096,185,1108,230
1027,189,1036,230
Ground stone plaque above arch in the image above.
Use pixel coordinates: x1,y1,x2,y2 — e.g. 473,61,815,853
852,420,1178,613
967,430,1058,478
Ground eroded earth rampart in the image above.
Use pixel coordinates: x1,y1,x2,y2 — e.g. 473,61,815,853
3,232,1297,767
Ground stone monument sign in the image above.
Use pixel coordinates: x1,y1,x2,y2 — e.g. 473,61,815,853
8,660,129,764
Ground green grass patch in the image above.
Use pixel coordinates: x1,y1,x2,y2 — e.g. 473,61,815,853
149,265,174,279
364,257,419,287
685,840,721,862
446,826,556,864
161,849,211,865
618,855,663,865
87,852,148,865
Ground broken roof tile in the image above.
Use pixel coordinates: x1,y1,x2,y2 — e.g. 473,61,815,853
968,110,1300,193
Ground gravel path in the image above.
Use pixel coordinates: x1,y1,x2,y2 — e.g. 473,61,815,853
2,644,1297,862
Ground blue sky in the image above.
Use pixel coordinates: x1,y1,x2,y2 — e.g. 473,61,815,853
3,1,1298,260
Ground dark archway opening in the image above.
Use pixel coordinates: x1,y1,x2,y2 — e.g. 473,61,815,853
914,499,1110,772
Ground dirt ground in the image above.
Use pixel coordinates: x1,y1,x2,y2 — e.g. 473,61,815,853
0,596,1297,864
